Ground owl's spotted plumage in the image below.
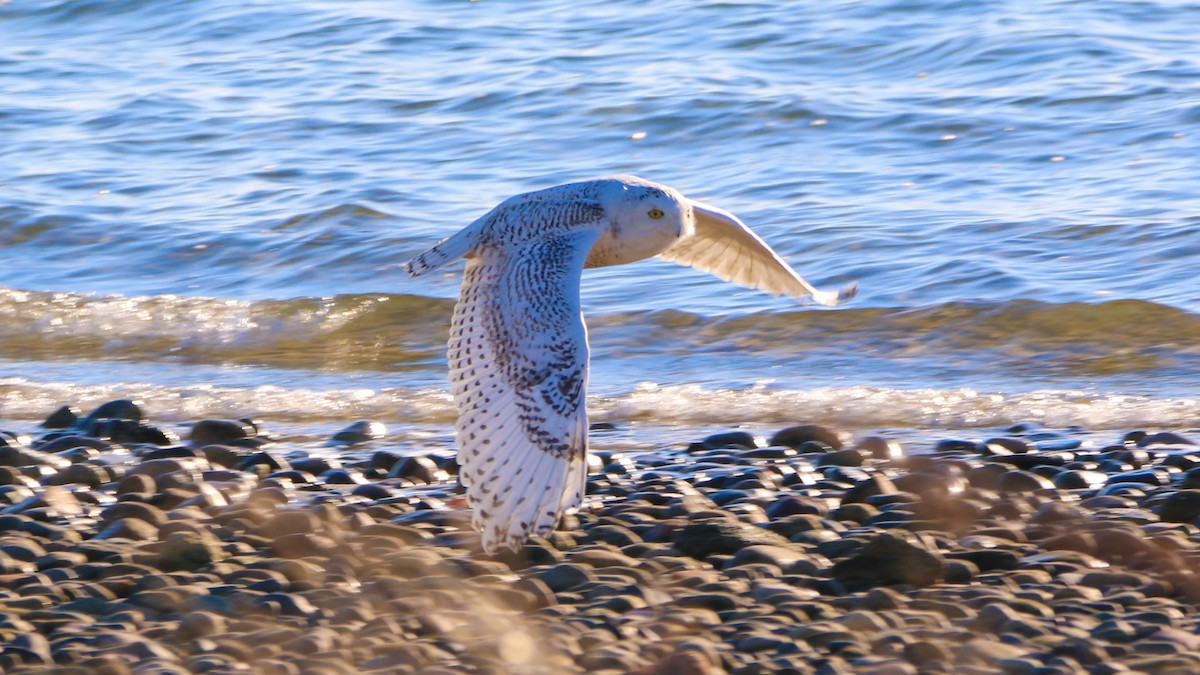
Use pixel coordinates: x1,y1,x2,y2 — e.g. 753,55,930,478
406,175,855,554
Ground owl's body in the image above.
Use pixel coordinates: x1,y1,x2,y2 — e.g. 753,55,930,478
406,175,854,553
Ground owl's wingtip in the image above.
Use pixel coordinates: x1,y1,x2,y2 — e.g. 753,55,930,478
812,280,857,307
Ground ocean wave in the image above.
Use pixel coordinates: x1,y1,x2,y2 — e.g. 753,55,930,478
2,286,1197,379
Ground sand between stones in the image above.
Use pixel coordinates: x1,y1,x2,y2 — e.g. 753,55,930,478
2,401,1200,674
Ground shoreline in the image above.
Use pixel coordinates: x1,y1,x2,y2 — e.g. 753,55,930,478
2,401,1200,673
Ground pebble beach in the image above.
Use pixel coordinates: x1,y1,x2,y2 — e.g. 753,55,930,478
4,399,1200,674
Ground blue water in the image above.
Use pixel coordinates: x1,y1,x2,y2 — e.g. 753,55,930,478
1,0,1198,435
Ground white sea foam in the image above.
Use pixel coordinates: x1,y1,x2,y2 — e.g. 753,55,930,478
2,376,1196,434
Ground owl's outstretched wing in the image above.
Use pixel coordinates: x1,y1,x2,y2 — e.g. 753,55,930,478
659,200,856,306
449,227,604,554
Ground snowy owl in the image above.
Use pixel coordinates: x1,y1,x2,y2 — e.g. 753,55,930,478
405,175,856,554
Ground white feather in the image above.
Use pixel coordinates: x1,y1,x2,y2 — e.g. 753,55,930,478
659,199,857,306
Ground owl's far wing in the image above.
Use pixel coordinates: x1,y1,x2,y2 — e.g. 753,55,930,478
658,200,856,306
450,226,604,554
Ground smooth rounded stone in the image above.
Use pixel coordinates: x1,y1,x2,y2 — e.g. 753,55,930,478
387,456,440,483
95,518,160,541
673,520,791,558
1091,618,1140,643
984,437,1033,454
84,419,176,446
101,501,169,527
854,436,902,460
842,475,899,505
283,457,336,477
995,470,1055,493
35,435,111,454
329,420,386,445
77,398,144,427
537,563,597,593
5,484,84,517
904,638,954,667
770,424,845,451
187,419,253,447
818,448,865,467
726,544,808,571
1155,490,1200,523
257,592,319,618
1105,468,1172,487
1176,466,1200,489
830,503,879,524
1,537,46,563
1040,531,1097,554
156,531,225,571
942,558,979,584
947,549,1020,572
111,470,156,497
259,509,321,539
236,451,290,473
319,468,365,485
765,495,821,519
272,532,339,559
41,406,82,429
54,445,102,464
1139,431,1196,447
1052,469,1107,490
1029,502,1087,525
700,431,757,450
988,451,1073,471
139,446,200,462
585,523,642,547
935,439,984,454
891,471,966,498
569,548,640,570
0,445,68,470
1077,570,1151,590
350,483,392,500
198,445,248,469
0,550,35,575
0,466,36,487
830,532,943,591
41,462,107,488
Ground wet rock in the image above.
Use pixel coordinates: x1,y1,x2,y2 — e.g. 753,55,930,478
538,563,596,592
701,431,757,449
842,474,898,504
1139,432,1196,447
2,485,83,517
89,419,178,445
935,439,983,454
42,406,81,429
329,420,386,445
189,419,254,446
830,532,944,590
77,398,144,430
156,530,225,571
237,451,290,473
43,463,107,488
769,424,845,450
854,436,902,459
1157,490,1200,523
996,470,1055,492
96,518,160,541
388,456,440,483
818,448,865,467
673,520,791,558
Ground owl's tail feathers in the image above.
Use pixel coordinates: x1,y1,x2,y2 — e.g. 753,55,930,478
405,228,476,277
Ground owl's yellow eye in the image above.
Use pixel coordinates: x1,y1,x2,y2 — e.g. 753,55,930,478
648,208,664,219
